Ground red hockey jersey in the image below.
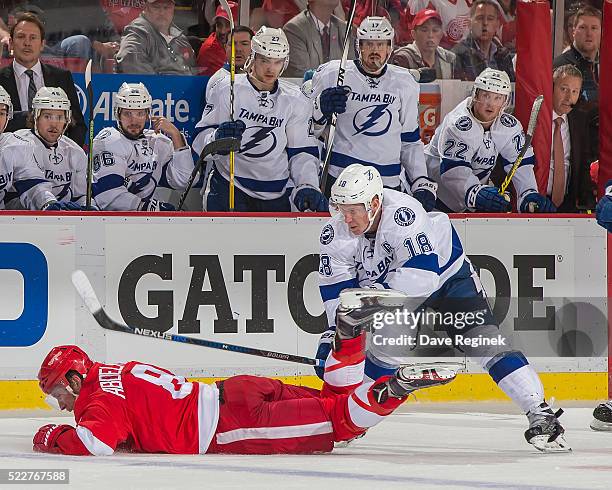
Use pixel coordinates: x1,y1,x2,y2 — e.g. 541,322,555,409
58,361,219,455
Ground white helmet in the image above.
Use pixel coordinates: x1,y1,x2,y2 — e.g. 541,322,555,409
357,16,394,43
356,17,394,73
330,164,384,233
472,68,512,97
246,26,290,75
32,87,72,137
0,85,13,130
113,82,152,120
470,68,512,123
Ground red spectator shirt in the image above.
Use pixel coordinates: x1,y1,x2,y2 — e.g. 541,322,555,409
197,33,227,77
53,361,219,455
100,0,145,34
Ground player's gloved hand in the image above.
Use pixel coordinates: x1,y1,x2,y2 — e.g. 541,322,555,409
43,201,84,211
215,120,246,154
33,424,72,453
467,185,511,213
317,86,351,118
411,177,438,212
520,192,557,213
139,198,176,212
314,329,335,379
414,67,437,83
596,195,612,233
294,187,329,212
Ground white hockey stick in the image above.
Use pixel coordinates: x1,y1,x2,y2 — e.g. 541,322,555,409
499,95,544,195
319,0,358,192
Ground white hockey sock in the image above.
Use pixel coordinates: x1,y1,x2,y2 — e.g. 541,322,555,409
497,364,544,413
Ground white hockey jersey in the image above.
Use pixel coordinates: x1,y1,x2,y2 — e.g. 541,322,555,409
319,189,465,328
0,132,55,210
310,60,427,189
424,98,539,212
193,74,320,200
13,130,88,206
91,127,194,210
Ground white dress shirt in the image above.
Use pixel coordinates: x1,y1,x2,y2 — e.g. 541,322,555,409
12,59,44,111
547,110,571,197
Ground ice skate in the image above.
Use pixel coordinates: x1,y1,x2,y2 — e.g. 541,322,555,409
524,402,571,452
372,364,458,403
591,401,612,431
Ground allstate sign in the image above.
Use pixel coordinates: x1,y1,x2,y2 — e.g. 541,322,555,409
0,243,48,346
72,73,209,143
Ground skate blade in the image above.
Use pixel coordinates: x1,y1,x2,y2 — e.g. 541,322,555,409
399,362,466,373
529,434,572,453
590,419,612,431
398,368,458,391
334,432,366,448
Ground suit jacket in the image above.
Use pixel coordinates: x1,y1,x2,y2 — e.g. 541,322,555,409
557,103,599,212
0,62,86,146
283,10,354,78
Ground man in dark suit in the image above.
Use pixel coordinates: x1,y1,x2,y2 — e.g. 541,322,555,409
283,0,354,78
0,12,86,146
548,64,598,212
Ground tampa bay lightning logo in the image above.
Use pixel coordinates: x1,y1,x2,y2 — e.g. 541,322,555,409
55,183,72,202
320,224,334,245
394,207,416,227
500,113,517,128
455,116,472,131
240,126,277,158
49,151,63,165
352,104,392,136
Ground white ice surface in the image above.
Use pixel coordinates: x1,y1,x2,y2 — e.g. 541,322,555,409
1,403,612,490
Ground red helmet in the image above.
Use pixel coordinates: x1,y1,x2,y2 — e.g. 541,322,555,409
38,345,93,395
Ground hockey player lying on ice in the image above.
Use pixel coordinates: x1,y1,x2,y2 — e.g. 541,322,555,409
33,301,457,456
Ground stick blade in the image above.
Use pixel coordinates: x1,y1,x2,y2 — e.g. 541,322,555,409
526,95,544,136
84,59,92,87
202,137,240,158
218,0,235,30
71,270,102,314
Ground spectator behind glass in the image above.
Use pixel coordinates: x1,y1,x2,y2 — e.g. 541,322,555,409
452,0,515,81
100,0,145,34
406,0,472,49
7,3,93,61
204,25,254,100
553,6,600,102
116,0,196,75
497,0,516,52
548,64,598,212
0,12,86,145
390,9,456,81
283,0,354,78
196,1,238,77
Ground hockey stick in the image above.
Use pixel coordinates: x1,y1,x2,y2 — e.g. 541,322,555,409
499,95,544,195
219,0,237,211
319,0,358,193
71,270,324,368
84,59,95,209
177,137,240,211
